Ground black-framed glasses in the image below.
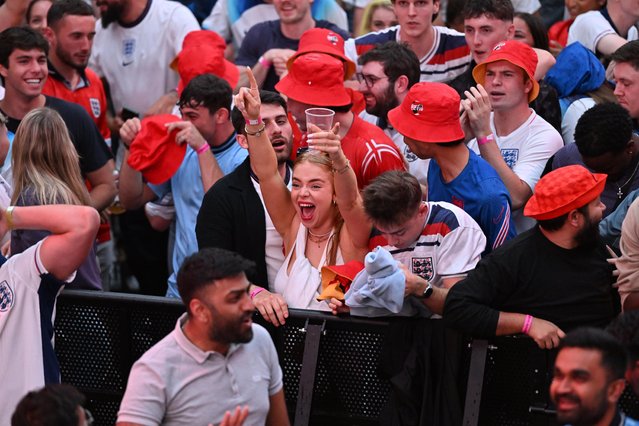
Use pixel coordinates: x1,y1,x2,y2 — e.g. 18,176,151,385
355,73,389,89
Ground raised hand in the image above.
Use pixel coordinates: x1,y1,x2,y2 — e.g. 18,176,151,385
233,67,261,122
461,84,493,139
166,121,208,151
119,117,142,148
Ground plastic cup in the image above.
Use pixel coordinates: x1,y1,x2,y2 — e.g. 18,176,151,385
305,108,335,132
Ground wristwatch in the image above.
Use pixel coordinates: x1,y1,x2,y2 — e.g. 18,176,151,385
417,280,433,299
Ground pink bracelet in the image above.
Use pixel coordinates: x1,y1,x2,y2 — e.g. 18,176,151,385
522,314,533,335
258,56,271,68
477,134,495,146
250,287,265,299
196,144,210,155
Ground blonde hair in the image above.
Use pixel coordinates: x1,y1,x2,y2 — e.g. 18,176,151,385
294,151,344,265
11,107,92,206
357,0,394,37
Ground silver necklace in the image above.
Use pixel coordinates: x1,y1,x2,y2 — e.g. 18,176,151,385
616,157,639,199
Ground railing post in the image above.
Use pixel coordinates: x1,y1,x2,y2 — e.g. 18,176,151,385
463,339,488,426
294,319,325,426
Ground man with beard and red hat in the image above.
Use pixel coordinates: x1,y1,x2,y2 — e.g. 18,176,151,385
444,165,620,350
117,248,289,426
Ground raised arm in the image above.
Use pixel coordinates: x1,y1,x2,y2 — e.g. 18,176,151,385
307,124,372,250
234,68,296,238
2,205,100,281
118,118,159,210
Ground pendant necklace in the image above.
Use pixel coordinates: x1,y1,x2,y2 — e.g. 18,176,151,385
308,229,331,248
616,156,639,199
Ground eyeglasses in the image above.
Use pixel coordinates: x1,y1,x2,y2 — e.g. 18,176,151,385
355,73,389,89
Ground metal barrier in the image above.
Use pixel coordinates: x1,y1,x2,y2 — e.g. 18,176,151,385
53,291,639,426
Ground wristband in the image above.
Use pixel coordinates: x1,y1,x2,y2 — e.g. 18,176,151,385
522,314,533,335
196,144,210,155
4,206,14,230
258,56,272,68
246,117,262,126
250,287,265,299
477,134,495,146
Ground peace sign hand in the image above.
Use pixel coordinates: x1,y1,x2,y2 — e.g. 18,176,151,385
234,67,262,121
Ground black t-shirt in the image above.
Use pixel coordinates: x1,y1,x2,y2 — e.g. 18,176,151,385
4,96,112,175
443,226,619,337
236,19,350,92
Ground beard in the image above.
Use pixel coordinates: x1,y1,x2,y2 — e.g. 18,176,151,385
100,2,123,28
575,212,601,248
206,304,254,345
554,389,609,426
366,84,398,119
56,45,88,72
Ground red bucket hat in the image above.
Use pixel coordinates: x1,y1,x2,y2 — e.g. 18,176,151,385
524,165,606,220
472,40,540,102
275,53,351,107
387,82,465,143
287,28,356,80
318,261,365,301
127,114,186,185
171,30,239,92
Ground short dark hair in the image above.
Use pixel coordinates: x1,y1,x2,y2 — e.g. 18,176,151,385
359,41,420,88
12,384,85,426
606,312,639,364
558,327,629,382
537,204,589,231
574,103,633,157
232,90,287,136
177,248,255,313
514,13,549,51
47,0,95,28
611,40,639,71
178,74,232,116
363,170,422,227
462,0,514,22
0,27,49,68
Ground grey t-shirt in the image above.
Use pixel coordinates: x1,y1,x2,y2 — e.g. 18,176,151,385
118,314,283,426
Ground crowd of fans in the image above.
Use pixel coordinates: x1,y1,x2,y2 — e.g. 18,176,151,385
1,0,639,424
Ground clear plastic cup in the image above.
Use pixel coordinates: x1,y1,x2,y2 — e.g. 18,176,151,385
305,108,335,132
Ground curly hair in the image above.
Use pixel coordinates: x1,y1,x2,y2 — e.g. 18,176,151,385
574,103,633,157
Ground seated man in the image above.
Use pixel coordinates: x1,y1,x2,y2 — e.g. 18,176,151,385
386,81,516,254
0,205,100,425
550,328,635,426
116,248,289,426
551,103,639,218
355,170,486,317
444,165,619,349
606,311,639,397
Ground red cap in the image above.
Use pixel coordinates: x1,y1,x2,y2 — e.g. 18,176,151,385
276,53,351,107
524,165,606,220
387,82,465,143
127,114,186,185
318,261,365,301
472,40,539,102
287,28,356,80
171,30,239,92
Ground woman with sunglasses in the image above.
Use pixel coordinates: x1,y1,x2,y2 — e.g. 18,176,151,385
234,69,371,322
